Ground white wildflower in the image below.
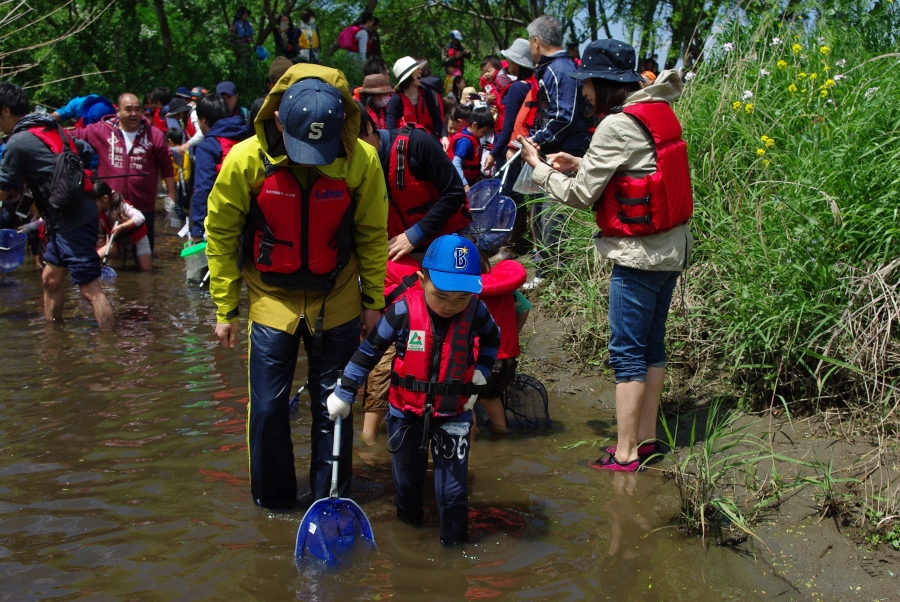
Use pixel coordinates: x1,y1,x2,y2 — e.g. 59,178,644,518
684,72,696,81
741,90,754,100
836,58,847,67
760,68,770,76
723,42,735,53
817,36,826,44
833,74,845,82
865,87,878,99
826,99,834,104
770,37,782,46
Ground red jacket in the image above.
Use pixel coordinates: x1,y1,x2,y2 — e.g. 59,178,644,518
73,116,175,214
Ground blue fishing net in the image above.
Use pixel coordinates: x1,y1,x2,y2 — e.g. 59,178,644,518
475,195,517,251
466,179,501,234
295,497,376,566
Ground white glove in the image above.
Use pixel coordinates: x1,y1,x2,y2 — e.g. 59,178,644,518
463,370,488,411
326,392,351,421
164,197,176,212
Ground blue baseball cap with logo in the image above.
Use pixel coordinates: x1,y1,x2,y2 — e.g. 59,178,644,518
279,79,345,165
422,234,483,294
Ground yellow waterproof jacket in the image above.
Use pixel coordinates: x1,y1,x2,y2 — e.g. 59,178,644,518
205,64,388,333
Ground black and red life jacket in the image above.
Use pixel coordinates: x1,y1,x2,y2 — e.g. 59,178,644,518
595,102,693,238
389,288,481,417
99,196,148,245
384,255,421,309
386,125,471,242
479,259,527,360
399,90,434,135
214,136,239,173
246,162,354,292
447,130,482,183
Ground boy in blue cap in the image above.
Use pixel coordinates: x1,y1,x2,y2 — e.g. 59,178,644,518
328,234,500,544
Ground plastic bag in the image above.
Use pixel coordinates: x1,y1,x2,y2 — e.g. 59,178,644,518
512,161,541,194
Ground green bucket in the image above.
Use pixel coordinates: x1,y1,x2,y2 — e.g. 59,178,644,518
181,241,208,283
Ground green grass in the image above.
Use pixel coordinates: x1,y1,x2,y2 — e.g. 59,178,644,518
533,2,900,546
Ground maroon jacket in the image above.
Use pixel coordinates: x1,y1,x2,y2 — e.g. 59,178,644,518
73,115,174,214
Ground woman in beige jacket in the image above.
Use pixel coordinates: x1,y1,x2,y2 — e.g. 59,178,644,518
519,40,692,471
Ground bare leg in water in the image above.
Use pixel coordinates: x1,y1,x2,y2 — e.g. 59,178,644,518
613,366,664,463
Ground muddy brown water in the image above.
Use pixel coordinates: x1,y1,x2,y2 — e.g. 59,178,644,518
0,226,795,600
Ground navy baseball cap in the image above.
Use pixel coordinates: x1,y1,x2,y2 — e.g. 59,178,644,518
216,81,237,96
422,235,482,294
279,80,344,165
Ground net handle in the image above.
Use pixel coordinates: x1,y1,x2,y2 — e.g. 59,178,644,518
330,414,341,499
498,149,522,188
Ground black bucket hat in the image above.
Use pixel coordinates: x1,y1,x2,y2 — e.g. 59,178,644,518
569,39,643,83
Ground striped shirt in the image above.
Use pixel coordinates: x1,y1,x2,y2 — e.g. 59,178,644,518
336,296,500,404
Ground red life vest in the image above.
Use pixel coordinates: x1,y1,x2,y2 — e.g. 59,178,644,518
214,136,239,173
246,166,354,291
384,255,421,308
481,71,513,133
152,108,167,133
512,77,539,141
185,112,197,139
99,198,148,245
479,259,526,360
366,105,387,130
386,125,471,242
389,288,480,417
447,130,482,183
399,90,434,135
27,125,93,195
595,102,693,237
444,43,465,71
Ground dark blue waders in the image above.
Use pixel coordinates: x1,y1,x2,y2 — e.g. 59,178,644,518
247,318,359,510
386,412,472,544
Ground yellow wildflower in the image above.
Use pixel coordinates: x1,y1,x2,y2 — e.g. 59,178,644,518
801,88,807,93
792,43,802,53
744,103,754,114
823,65,830,72
757,148,766,156
763,159,771,167
777,59,788,70
824,78,835,89
809,72,817,80
820,89,829,98
732,101,742,110
788,83,798,93
761,135,775,148
798,72,807,79
820,45,830,55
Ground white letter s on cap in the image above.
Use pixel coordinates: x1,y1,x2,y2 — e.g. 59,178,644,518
309,123,324,139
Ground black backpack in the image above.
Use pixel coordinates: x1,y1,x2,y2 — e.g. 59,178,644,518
30,124,86,218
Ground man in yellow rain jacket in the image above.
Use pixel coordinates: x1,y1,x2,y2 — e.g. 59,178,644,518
205,64,388,510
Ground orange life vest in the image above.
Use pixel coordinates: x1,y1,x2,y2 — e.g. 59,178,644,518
511,77,539,141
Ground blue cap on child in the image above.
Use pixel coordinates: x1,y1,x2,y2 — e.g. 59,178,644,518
422,235,483,294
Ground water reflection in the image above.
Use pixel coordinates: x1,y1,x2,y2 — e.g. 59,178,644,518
0,227,768,600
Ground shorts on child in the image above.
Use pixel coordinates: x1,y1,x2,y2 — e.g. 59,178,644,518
43,217,101,285
363,344,395,413
132,235,151,257
481,357,518,399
